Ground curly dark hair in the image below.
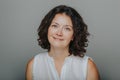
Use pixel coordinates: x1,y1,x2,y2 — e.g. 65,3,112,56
37,5,90,57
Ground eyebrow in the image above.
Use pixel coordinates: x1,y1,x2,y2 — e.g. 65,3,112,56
52,22,59,25
52,22,73,27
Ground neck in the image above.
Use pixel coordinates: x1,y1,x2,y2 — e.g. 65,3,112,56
48,47,70,60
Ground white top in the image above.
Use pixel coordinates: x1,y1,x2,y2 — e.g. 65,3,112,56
33,52,90,80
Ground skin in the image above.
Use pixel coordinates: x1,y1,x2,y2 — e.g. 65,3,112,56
87,59,101,80
26,13,100,80
48,13,74,76
48,13,74,49
26,58,33,80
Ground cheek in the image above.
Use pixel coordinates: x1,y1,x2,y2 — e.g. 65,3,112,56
48,28,56,35
48,28,53,36
64,33,73,40
67,31,73,38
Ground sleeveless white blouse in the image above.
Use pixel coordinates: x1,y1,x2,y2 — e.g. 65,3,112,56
33,52,90,80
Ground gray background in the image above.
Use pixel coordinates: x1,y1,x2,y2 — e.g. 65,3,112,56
0,0,120,80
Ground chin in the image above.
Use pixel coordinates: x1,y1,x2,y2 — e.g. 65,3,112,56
51,43,69,49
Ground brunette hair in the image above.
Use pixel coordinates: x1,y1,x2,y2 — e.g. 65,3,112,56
37,5,89,57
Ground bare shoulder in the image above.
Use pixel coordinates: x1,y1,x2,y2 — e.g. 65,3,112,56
26,58,34,80
27,58,34,67
87,58,101,80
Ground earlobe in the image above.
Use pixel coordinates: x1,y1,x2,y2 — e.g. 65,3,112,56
71,37,74,41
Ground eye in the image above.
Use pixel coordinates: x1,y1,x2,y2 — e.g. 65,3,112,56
64,26,73,31
65,27,71,31
51,24,58,28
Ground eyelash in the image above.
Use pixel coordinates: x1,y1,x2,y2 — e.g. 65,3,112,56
65,27,71,31
51,25,58,28
51,24,71,31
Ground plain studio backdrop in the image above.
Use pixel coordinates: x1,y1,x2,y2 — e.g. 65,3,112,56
0,0,120,80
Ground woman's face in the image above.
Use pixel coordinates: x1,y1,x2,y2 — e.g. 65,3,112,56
48,13,74,48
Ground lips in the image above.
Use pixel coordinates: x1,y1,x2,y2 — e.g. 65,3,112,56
53,36,64,41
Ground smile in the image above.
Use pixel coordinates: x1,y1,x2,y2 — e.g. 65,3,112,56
53,37,64,41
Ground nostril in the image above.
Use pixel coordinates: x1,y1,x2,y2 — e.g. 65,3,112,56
57,33,63,36
56,30,63,36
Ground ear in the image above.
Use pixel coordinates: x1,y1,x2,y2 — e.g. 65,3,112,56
71,38,73,41
71,35,74,41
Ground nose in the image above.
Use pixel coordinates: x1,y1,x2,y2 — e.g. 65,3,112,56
56,28,63,36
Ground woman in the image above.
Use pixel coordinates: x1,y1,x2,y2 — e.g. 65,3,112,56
26,5,100,80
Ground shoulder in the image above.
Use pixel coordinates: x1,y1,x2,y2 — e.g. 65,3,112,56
26,58,34,80
27,58,34,70
27,52,46,64
26,52,48,80
34,52,48,58
87,58,101,80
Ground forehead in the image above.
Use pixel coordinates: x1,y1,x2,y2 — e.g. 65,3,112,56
51,13,73,26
